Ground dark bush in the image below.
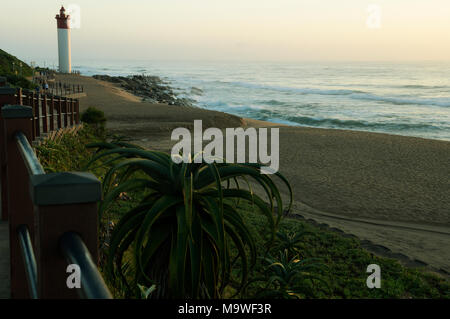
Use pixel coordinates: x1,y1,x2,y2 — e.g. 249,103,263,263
81,107,106,124
5,74,34,89
81,107,107,136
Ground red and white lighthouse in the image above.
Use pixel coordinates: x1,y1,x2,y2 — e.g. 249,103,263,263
55,6,71,73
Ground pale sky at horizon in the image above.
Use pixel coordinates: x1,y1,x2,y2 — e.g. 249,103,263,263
1,0,450,65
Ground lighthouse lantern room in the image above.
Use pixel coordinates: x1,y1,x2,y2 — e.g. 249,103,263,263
55,6,71,73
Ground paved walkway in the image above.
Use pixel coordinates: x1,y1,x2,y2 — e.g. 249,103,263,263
0,221,10,298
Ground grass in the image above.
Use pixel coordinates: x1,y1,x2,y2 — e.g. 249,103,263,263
237,201,449,299
35,125,450,299
0,49,33,77
35,125,107,175
0,48,34,89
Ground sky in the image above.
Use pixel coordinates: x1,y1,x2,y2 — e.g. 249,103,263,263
1,0,450,64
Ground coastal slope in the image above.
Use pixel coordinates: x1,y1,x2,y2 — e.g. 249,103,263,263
56,73,450,274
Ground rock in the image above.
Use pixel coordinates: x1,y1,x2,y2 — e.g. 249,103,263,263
92,74,196,107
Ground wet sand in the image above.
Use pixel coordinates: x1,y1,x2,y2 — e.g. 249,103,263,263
56,74,450,275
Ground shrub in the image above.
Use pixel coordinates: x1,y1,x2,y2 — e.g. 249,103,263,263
81,107,107,136
243,230,329,299
35,125,101,173
85,142,293,299
4,74,34,89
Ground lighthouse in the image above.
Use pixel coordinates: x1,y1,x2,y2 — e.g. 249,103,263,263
55,6,71,73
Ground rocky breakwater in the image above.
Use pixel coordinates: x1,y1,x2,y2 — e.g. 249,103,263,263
93,74,196,107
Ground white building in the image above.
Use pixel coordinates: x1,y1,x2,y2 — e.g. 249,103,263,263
55,6,71,73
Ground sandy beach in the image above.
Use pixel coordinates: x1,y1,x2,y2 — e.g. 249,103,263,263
56,74,450,276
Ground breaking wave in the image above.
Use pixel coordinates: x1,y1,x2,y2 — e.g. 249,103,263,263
227,81,450,107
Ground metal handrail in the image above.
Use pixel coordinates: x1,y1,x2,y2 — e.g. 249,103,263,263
59,232,112,299
17,225,38,299
15,131,45,176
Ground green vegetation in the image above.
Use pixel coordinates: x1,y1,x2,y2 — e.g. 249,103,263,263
0,49,33,76
80,107,107,136
35,125,450,299
0,48,34,89
239,205,449,299
35,125,104,173
84,142,292,299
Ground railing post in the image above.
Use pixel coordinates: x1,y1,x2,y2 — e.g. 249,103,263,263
35,94,41,138
42,95,48,133
50,96,55,131
57,97,62,129
24,90,32,107
0,88,20,221
70,98,74,126
63,97,68,128
75,100,80,124
1,105,35,298
31,93,36,141
0,88,19,107
30,172,102,299
16,88,23,105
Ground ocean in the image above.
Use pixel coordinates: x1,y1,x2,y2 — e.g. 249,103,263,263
73,60,450,141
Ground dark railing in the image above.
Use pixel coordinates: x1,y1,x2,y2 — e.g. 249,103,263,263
21,88,80,139
60,232,112,299
33,79,84,97
0,87,81,221
15,131,45,175
0,103,112,299
17,225,38,299
0,87,80,140
47,82,84,97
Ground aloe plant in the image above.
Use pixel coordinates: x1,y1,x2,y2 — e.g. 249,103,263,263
86,142,292,299
245,249,328,299
275,230,316,259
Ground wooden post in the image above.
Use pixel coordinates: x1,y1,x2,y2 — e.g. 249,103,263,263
31,93,36,141
0,88,19,221
35,95,41,138
2,105,34,299
70,99,74,126
75,100,80,124
16,88,23,105
30,172,102,299
57,97,62,129
63,98,68,128
50,96,55,131
42,95,48,133
25,91,32,107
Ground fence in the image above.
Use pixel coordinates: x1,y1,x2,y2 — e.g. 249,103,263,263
0,88,112,299
0,87,80,142
38,82,84,97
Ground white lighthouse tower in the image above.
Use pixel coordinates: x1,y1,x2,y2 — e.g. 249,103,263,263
55,6,71,73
